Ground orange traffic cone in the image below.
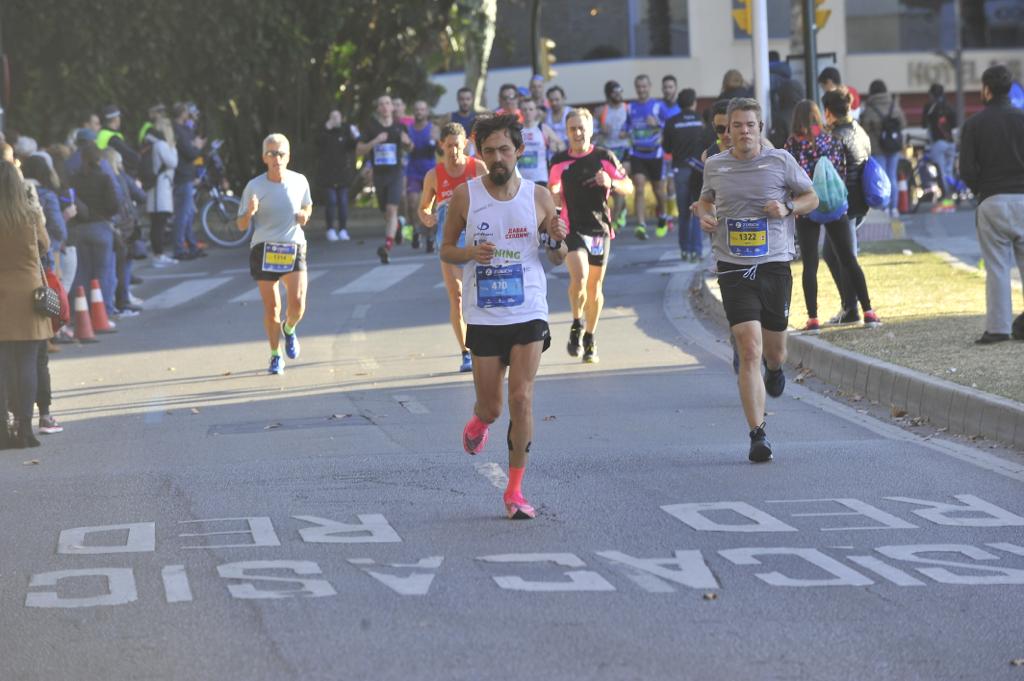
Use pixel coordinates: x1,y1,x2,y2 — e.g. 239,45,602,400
88,279,116,333
72,286,98,343
897,168,910,215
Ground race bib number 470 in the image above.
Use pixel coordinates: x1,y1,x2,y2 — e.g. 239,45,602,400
476,264,525,308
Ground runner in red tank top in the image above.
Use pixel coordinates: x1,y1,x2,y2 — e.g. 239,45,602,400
419,121,488,372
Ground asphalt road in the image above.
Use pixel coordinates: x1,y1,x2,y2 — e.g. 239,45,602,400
3,232,1024,681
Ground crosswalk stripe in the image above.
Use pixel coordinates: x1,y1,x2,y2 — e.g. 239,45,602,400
229,271,326,303
145,277,232,310
333,264,422,295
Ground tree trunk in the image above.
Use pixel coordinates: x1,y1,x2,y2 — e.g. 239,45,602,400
459,0,497,110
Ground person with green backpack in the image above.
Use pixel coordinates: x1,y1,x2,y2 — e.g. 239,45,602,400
784,100,880,332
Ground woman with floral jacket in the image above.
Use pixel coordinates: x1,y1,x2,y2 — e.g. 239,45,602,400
784,100,880,331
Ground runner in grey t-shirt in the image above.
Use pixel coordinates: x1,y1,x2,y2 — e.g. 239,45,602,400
236,133,314,375
695,98,818,464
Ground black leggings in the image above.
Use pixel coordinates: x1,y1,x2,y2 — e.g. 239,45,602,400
150,212,170,256
36,341,52,415
0,340,41,421
796,216,872,319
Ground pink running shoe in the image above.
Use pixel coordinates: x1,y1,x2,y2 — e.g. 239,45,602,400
504,493,536,520
462,417,489,455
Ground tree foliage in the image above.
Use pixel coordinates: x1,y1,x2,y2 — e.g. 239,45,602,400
1,0,455,180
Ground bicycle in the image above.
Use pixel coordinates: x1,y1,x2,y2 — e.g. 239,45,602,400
195,139,247,247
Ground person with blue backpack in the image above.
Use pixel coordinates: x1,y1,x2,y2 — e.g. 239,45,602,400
821,87,879,325
860,80,907,219
785,100,880,332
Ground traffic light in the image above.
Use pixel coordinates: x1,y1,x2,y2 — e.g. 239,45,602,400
815,0,831,29
732,0,752,35
540,37,557,80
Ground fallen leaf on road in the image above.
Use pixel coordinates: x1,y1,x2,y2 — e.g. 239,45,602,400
264,423,282,430
222,371,232,376
22,460,39,465
1011,659,1024,667
891,406,907,418
702,592,718,601
190,408,200,415
542,415,557,421
168,367,176,372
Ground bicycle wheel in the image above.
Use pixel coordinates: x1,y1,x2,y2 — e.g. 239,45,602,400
201,195,247,247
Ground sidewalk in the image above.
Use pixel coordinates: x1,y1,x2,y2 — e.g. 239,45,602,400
694,208,1024,451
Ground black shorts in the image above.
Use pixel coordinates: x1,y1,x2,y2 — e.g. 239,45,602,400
466,320,551,366
373,169,403,211
249,242,308,282
565,231,610,267
629,155,663,182
717,261,792,332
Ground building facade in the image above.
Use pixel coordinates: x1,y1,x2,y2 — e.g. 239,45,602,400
431,0,1023,111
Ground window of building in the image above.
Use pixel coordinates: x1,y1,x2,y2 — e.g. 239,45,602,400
484,0,689,70
847,0,1024,53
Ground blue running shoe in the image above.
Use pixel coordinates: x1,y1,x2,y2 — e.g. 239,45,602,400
269,355,285,375
459,352,472,373
284,328,300,359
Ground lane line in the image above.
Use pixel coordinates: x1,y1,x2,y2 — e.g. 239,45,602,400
474,462,508,490
333,264,422,295
359,358,380,371
349,330,367,342
229,271,325,303
145,277,232,310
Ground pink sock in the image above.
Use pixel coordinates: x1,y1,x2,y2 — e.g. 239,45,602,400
505,466,525,499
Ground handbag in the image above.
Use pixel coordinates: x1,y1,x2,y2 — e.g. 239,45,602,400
32,261,62,319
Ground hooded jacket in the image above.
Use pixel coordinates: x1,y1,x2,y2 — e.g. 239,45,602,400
859,91,907,155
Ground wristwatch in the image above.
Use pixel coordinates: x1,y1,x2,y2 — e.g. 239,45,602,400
784,199,795,216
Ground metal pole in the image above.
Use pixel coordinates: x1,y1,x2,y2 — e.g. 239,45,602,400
953,0,965,142
752,0,771,131
530,0,541,77
0,0,5,133
801,0,819,104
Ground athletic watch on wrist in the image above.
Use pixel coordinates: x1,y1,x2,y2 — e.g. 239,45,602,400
784,199,795,216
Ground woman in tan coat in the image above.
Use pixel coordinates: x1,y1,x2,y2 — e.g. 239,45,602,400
0,160,51,448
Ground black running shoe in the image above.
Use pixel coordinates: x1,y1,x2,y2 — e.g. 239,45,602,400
412,232,421,249
828,307,861,325
748,424,773,463
377,245,390,264
567,324,582,357
763,360,785,397
582,333,598,363
426,239,435,254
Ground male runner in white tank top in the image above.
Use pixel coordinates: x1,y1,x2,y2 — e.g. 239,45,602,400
440,113,567,520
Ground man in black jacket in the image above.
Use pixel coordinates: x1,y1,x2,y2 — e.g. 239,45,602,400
318,110,359,242
171,102,207,260
662,88,706,261
960,65,1024,344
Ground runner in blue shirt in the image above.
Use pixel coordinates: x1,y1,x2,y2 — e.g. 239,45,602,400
625,75,667,240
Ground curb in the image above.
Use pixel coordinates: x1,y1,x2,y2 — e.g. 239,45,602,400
696,270,1024,451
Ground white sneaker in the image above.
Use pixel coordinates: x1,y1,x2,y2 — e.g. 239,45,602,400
325,228,340,242
128,293,144,307
338,228,351,241
152,254,179,267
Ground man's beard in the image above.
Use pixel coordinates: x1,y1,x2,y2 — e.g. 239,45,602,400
489,165,511,185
